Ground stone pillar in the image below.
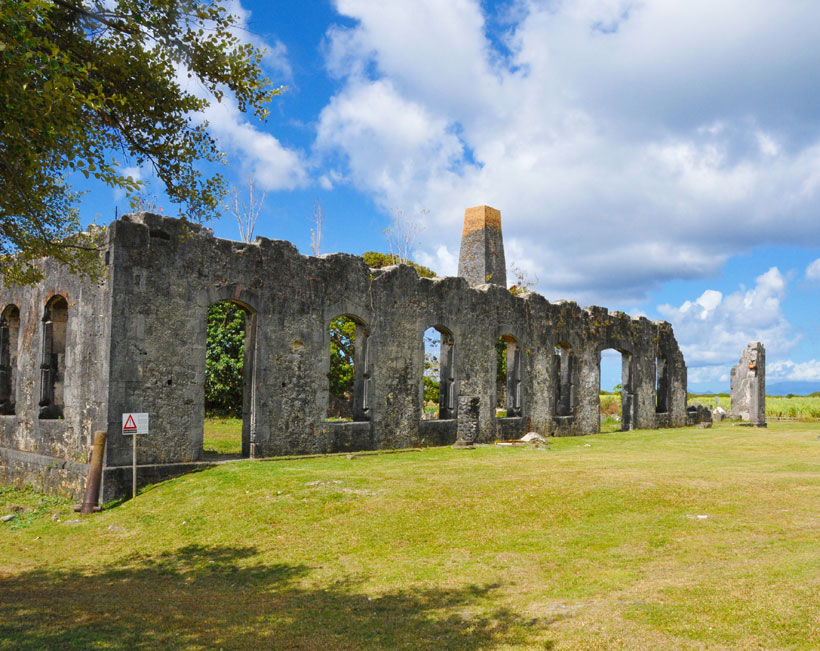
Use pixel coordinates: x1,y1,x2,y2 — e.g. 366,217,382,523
457,205,507,287
454,395,480,447
731,342,766,427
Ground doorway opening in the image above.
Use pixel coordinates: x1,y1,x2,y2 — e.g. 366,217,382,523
599,348,634,432
203,300,254,457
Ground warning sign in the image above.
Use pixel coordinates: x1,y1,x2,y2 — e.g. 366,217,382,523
122,413,149,435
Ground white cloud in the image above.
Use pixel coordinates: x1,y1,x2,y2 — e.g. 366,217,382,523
315,79,468,209
315,0,820,304
170,2,305,193
768,359,820,382
658,267,796,377
806,258,820,282
415,245,458,277
202,98,308,191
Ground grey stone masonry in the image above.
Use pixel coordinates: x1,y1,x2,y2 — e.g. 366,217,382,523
457,205,507,287
731,342,766,427
0,209,690,502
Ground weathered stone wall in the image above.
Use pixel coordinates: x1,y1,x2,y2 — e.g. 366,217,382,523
0,244,113,497
1,210,690,501
731,342,766,427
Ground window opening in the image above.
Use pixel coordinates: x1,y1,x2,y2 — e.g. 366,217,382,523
422,326,455,420
0,305,20,415
39,296,67,419
327,315,370,422
496,335,522,417
554,343,575,417
656,355,669,414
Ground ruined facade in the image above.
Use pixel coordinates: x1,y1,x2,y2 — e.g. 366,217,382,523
731,342,766,427
0,207,689,501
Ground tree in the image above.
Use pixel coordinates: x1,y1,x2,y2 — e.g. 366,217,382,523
226,173,265,243
383,208,427,265
309,199,324,256
0,0,278,284
508,262,538,296
327,316,356,405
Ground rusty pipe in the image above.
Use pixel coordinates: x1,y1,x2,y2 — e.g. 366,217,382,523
78,430,107,514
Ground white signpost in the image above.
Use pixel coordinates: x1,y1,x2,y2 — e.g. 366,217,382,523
122,413,149,499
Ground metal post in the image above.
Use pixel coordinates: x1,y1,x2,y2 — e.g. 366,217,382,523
132,433,137,499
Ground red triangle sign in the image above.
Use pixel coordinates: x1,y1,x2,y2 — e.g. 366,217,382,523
124,414,137,431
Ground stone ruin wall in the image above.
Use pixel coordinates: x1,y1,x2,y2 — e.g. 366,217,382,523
731,342,766,427
0,210,689,501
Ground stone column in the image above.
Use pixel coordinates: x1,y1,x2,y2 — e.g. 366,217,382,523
731,342,766,427
454,395,480,447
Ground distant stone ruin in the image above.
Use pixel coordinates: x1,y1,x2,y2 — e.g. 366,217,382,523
0,205,691,501
731,342,766,427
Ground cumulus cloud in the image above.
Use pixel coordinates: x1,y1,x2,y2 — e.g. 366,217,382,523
316,0,820,304
768,359,820,382
171,1,307,192
202,98,308,191
415,244,458,277
806,258,820,282
658,267,797,382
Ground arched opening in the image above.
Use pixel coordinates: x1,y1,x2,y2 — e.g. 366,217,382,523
554,343,575,418
327,315,370,422
656,354,669,414
203,300,254,457
0,305,20,415
496,335,522,418
39,296,67,419
600,348,633,432
421,326,455,420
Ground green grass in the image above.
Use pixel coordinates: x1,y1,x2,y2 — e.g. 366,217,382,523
688,394,820,420
3,422,820,648
203,417,242,455
597,394,820,421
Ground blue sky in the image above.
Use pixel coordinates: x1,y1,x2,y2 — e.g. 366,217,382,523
74,0,820,394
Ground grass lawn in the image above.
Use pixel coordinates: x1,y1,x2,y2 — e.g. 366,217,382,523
203,417,243,456
2,422,820,649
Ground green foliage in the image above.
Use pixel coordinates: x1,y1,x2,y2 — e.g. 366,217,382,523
362,251,436,278
328,316,356,402
205,302,246,417
422,328,441,409
600,393,621,417
423,375,439,405
496,337,507,408
0,0,278,284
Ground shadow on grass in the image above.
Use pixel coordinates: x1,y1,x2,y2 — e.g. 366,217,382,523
0,544,551,650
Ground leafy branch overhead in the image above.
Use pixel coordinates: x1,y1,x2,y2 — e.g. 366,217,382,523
0,0,280,284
